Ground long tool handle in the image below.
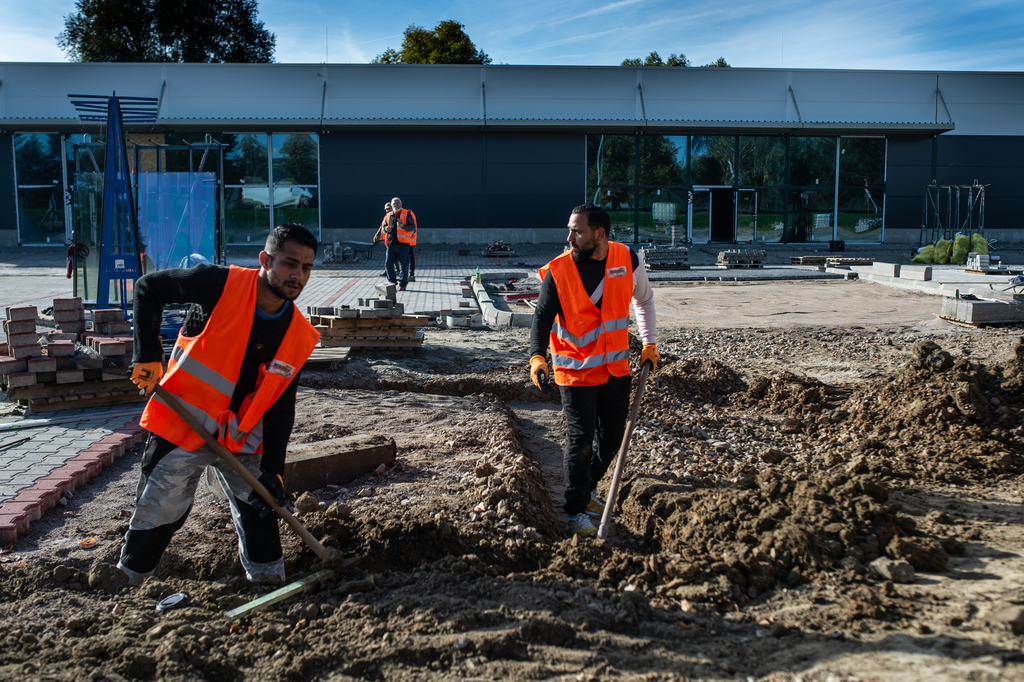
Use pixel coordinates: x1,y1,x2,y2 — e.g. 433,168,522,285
151,385,328,559
596,362,651,540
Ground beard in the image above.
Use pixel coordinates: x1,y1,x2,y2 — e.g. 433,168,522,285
572,243,596,260
267,277,302,301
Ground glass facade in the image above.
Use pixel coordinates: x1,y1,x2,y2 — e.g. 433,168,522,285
14,134,66,245
585,133,886,244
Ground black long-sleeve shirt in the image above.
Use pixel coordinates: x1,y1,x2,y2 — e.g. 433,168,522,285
133,264,300,475
529,249,642,359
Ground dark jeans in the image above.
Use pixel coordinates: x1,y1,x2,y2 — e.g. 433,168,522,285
559,373,632,517
385,243,410,286
409,248,416,277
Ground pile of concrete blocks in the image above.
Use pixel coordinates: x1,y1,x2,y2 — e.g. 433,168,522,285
307,287,428,351
717,250,765,269
639,244,690,270
0,300,143,413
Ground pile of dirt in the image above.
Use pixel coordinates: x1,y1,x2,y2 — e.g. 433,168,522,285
742,370,846,419
612,468,958,606
641,357,747,409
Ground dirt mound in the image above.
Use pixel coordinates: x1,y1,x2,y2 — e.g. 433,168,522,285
613,468,956,605
304,366,557,404
742,371,846,418
641,357,747,408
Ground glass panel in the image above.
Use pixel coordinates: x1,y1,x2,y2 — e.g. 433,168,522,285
275,188,320,233
586,186,636,240
639,188,687,243
72,172,104,302
690,189,710,243
788,188,835,242
224,187,271,244
837,187,884,243
639,135,685,186
137,172,217,272
14,134,63,187
736,190,756,243
587,135,635,187
17,186,66,244
739,136,785,187
790,137,836,187
753,189,786,243
223,134,269,185
690,135,735,186
839,137,885,187
273,134,319,186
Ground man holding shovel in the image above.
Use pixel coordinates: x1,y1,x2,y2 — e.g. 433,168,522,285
119,223,320,584
529,204,658,538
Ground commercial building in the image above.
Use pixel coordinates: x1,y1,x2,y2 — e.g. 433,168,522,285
1,62,1022,251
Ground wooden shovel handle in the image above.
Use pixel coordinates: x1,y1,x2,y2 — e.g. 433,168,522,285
151,385,328,559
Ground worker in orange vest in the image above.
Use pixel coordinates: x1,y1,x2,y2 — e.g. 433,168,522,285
380,196,417,291
529,204,658,538
120,224,320,585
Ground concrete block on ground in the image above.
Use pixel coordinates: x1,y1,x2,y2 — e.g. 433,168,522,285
462,287,474,298
0,342,6,355
95,340,126,356
283,435,397,494
96,320,131,335
372,299,394,309
392,303,404,316
27,357,57,373
5,306,37,321
59,321,87,333
333,308,359,318
900,265,932,281
53,310,85,323
56,369,86,384
52,297,83,311
5,319,37,334
6,372,38,388
46,340,76,357
10,345,43,359
91,309,124,324
872,262,900,277
315,306,335,315
374,284,397,298
941,297,1024,324
0,358,28,375
358,309,384,319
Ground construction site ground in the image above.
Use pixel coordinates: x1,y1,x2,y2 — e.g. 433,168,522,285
3,244,1024,681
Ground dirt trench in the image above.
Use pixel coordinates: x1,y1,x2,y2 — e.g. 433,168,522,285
3,324,1024,681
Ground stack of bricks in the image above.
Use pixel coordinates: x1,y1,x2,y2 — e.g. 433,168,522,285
306,286,427,352
0,300,143,413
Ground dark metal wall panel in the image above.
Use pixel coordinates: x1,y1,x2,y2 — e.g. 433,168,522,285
320,130,584,233
883,136,934,230
0,133,16,234
936,135,1024,231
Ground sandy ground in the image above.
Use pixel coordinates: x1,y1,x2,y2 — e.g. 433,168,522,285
2,279,1024,681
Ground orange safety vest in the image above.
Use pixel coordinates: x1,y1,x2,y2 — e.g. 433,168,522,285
382,209,417,246
538,242,633,387
141,266,320,454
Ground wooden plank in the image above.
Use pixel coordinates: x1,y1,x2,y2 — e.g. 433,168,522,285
319,327,420,339
318,316,430,331
320,335,425,348
26,392,147,414
304,346,351,370
284,434,397,494
7,378,137,401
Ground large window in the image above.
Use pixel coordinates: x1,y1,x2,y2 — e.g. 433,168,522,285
14,134,66,245
585,132,885,244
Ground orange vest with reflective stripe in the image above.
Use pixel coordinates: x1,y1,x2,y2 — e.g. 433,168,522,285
140,266,320,454
383,209,416,246
538,242,633,387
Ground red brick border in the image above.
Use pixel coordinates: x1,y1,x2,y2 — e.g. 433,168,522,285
0,420,147,546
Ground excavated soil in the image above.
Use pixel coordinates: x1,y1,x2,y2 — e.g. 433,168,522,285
3,288,1024,681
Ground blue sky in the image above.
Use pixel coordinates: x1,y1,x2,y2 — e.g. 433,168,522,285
3,0,1023,70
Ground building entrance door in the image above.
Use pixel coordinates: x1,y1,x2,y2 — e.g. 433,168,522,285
736,190,758,243
710,187,734,242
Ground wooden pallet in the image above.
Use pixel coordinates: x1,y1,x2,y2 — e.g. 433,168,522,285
790,256,829,265
825,257,874,266
320,331,425,349
24,391,147,414
645,262,691,270
6,378,137,402
305,346,351,370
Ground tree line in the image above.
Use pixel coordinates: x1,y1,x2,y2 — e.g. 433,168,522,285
57,4,728,68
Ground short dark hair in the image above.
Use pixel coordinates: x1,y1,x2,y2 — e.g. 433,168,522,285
266,223,318,257
571,203,611,238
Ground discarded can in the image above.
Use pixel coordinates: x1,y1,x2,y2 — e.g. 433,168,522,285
156,592,190,612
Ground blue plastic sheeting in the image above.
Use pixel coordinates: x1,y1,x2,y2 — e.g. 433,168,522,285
138,172,216,272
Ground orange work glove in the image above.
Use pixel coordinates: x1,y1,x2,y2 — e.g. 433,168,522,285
530,355,550,390
130,362,164,395
641,344,659,370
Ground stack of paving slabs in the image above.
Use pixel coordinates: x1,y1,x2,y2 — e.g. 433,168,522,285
639,244,690,270
717,249,766,269
0,300,143,413
306,284,428,355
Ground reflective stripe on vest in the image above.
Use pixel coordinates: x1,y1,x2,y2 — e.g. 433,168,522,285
140,266,320,454
544,242,633,387
384,209,416,246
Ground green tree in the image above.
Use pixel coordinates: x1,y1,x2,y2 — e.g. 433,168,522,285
372,20,490,64
703,57,730,67
621,52,690,66
57,0,274,63
277,135,318,186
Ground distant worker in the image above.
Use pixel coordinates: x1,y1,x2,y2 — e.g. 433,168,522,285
375,201,392,278
120,224,320,585
379,196,417,291
529,204,658,539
